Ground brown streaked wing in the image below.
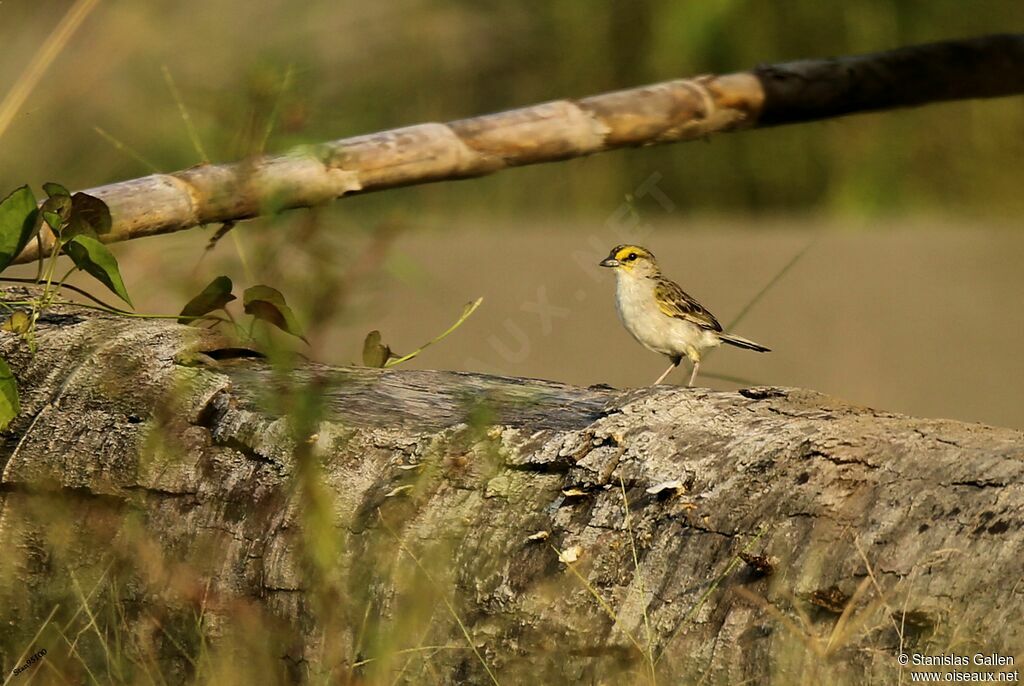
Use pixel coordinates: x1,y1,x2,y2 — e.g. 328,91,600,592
654,279,722,331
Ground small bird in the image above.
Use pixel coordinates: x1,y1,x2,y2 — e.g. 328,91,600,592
599,244,770,386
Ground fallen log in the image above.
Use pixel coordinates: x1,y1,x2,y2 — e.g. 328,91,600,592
1,296,1021,684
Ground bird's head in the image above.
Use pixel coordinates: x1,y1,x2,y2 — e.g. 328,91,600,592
599,244,659,277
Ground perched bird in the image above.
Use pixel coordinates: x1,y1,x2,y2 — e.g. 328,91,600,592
599,244,770,386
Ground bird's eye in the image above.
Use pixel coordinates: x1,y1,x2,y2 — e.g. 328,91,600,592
627,252,638,261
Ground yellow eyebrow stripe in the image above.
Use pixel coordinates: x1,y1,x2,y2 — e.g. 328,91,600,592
614,245,646,261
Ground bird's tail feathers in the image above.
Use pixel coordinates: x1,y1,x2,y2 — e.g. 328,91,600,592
719,333,770,353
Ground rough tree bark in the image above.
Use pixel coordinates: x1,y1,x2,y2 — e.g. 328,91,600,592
1,298,1022,683
14,33,1024,264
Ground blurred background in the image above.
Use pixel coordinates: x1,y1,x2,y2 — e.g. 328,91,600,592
1,0,1022,428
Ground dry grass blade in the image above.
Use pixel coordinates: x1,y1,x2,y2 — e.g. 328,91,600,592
61,560,113,638
257,64,295,154
619,476,657,685
654,526,767,665
379,512,501,686
1,603,60,686
896,573,919,686
94,126,161,173
696,239,815,384
725,237,818,333
824,576,875,654
162,65,210,163
54,626,102,685
352,644,471,668
0,0,102,142
69,571,121,683
733,587,823,657
36,659,73,686
852,535,904,642
53,561,114,683
229,230,255,282
146,611,198,670
550,543,649,658
388,619,448,686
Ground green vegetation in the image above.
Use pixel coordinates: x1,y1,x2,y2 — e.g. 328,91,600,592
0,181,310,429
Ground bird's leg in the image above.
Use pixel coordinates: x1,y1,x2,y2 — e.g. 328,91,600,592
653,357,679,385
687,359,701,387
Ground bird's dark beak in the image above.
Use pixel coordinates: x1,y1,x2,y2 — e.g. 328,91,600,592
599,257,620,268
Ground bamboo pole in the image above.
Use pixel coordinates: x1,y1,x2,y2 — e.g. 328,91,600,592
15,33,1024,263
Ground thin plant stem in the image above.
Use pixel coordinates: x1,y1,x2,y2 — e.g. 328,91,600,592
34,235,45,283
94,126,161,173
620,476,657,685
51,299,230,323
378,511,501,686
37,659,73,686
726,237,818,333
230,231,255,284
41,239,61,302
0,279,228,323
0,277,124,312
1,604,60,686
257,64,295,154
551,543,648,657
352,645,471,668
55,267,77,288
162,65,209,163
69,571,119,683
701,238,816,384
654,526,768,666
145,611,197,669
385,297,483,367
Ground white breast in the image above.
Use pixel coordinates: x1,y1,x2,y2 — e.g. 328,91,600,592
613,273,720,360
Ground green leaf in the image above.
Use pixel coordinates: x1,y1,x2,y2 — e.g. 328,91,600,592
243,285,306,342
39,194,73,234
65,192,112,239
361,330,393,368
0,185,39,272
2,311,31,334
43,211,63,231
63,235,133,307
179,276,236,324
43,193,72,217
0,357,19,431
42,182,70,198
